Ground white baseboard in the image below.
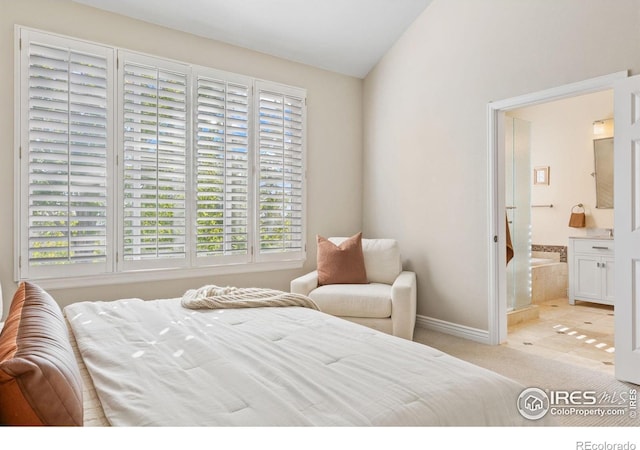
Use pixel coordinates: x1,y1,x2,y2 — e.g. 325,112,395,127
415,314,490,345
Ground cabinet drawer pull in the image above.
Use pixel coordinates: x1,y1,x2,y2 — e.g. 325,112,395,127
592,246,610,250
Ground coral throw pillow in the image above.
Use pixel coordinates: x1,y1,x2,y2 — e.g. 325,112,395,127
317,232,368,285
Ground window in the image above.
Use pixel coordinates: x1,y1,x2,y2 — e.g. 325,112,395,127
194,68,251,265
16,27,306,285
256,83,305,261
18,30,115,280
119,53,189,270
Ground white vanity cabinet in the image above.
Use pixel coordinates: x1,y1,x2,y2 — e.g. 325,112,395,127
568,237,615,306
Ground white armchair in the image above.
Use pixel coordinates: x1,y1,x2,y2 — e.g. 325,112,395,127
291,237,417,340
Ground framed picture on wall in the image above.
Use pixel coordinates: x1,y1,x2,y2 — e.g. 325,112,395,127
534,166,549,185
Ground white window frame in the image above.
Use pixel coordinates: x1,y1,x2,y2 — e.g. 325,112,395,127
117,51,192,272
191,66,254,268
16,28,116,282
254,81,307,264
15,26,306,290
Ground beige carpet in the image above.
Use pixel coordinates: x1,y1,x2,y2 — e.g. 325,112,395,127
414,327,639,427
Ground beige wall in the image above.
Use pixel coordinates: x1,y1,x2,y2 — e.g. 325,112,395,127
510,90,615,247
0,0,363,310
363,0,640,330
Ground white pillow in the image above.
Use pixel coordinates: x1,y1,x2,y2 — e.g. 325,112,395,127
329,237,402,284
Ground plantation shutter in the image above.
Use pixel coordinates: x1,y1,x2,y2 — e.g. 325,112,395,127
21,31,113,278
18,28,309,284
256,82,306,260
194,71,251,262
120,53,189,267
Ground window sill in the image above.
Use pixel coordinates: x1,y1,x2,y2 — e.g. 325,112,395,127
21,260,305,291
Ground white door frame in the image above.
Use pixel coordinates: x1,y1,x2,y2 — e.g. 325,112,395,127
487,70,628,345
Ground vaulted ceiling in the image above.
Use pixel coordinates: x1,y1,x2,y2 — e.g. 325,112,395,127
72,0,433,78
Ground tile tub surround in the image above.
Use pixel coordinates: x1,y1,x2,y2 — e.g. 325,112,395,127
532,258,568,304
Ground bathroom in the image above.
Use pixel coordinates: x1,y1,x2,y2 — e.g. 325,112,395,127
504,89,615,326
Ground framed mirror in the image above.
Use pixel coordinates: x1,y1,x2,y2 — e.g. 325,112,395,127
594,137,613,209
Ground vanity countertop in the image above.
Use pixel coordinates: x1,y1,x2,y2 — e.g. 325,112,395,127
569,235,613,240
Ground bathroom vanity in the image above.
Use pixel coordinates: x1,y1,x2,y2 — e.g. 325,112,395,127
568,236,614,306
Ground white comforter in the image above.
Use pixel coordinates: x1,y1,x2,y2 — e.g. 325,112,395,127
65,297,541,426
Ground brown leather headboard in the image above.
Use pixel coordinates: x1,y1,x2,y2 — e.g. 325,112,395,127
0,281,83,426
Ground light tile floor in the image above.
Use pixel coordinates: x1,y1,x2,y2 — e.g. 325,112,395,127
506,297,615,376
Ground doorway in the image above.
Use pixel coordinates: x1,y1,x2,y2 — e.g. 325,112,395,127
505,90,614,339
486,71,627,347
504,91,616,375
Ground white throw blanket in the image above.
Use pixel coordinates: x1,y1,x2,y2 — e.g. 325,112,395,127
181,285,319,311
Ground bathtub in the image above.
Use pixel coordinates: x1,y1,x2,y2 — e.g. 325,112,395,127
531,252,567,303
531,257,556,266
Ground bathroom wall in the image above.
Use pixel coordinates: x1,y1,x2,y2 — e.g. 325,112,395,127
508,90,614,248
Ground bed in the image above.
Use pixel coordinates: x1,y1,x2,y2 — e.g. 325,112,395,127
0,282,552,426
